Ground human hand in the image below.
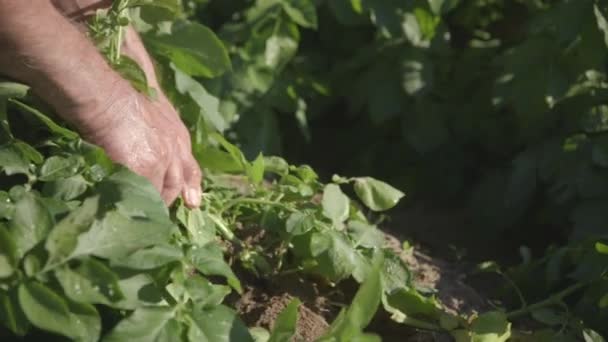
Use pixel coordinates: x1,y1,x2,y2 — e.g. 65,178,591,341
0,1,203,207
81,80,203,207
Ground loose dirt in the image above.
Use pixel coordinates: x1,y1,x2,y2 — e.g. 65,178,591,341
230,229,490,341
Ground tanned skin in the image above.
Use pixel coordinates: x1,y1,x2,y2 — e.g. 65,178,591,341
0,0,202,207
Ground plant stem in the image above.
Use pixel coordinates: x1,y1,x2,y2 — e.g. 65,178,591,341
499,271,527,308
506,282,588,319
221,198,296,214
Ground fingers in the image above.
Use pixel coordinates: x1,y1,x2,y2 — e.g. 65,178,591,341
161,160,183,206
181,153,203,208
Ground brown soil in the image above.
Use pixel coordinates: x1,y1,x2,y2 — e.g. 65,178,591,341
222,194,492,341
235,289,329,341
385,232,490,316
229,229,490,342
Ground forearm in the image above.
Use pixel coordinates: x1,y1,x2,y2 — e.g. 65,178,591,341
0,1,127,133
50,0,112,20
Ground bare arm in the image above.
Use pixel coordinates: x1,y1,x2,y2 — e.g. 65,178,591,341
0,1,202,207
0,0,127,134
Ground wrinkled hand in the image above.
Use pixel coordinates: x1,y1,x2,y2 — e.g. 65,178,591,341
83,82,202,207
0,1,203,207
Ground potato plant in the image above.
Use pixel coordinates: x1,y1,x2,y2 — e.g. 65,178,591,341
0,0,606,341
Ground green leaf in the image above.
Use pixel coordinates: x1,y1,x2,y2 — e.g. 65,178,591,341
42,174,89,201
189,243,243,294
282,0,318,28
470,311,511,342
413,7,439,40
9,99,78,139
114,274,161,310
112,244,183,270
385,287,438,317
600,293,608,308
249,153,266,185
55,258,124,305
0,81,28,135
439,313,461,331
97,168,170,221
45,196,99,265
177,205,216,246
596,242,608,254
66,300,102,342
0,81,28,99
0,289,30,336
250,327,270,342
188,305,254,342
144,20,231,78
184,275,231,308
114,55,157,98
264,156,289,175
137,1,182,25
0,144,30,176
103,306,176,342
476,261,501,274
0,225,17,269
10,192,53,258
69,171,174,261
427,0,459,14
322,184,350,226
381,251,412,293
211,133,249,171
353,177,404,211
0,191,14,219
195,146,243,173
13,141,43,164
172,63,226,132
268,298,301,342
264,19,300,69
72,210,174,261
126,0,180,13
347,221,385,249
0,80,29,136
311,231,361,281
18,282,80,339
319,253,383,341
286,211,316,236
584,329,606,342
0,255,12,278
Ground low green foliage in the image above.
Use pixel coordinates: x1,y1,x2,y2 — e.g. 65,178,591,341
1,0,607,341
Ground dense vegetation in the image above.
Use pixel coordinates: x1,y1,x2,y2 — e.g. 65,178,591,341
1,0,608,341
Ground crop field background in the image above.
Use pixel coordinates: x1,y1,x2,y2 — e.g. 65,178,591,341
1,0,608,341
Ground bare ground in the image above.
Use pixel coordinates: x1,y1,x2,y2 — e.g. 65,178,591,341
230,229,490,341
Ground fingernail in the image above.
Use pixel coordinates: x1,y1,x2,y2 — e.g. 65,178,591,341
185,188,201,208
